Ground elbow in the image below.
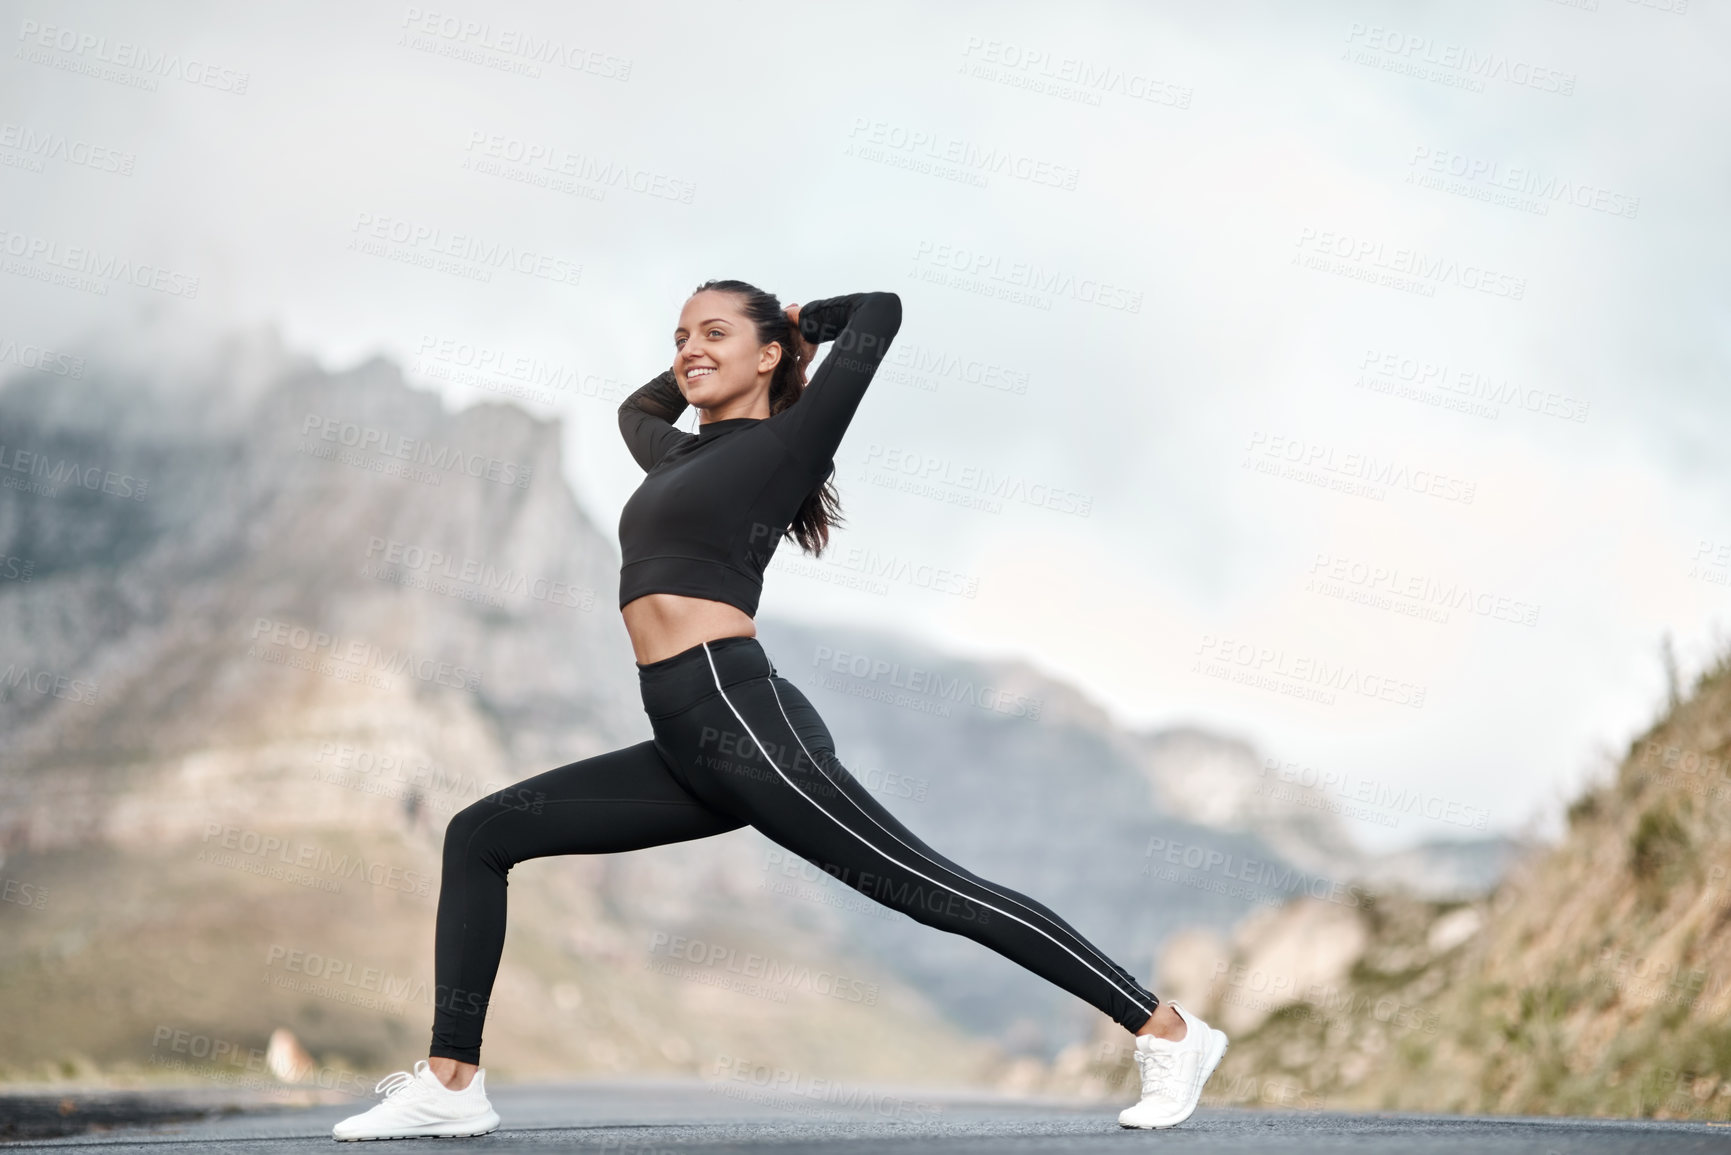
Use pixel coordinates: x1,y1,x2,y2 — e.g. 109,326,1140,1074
618,408,645,456
867,291,903,337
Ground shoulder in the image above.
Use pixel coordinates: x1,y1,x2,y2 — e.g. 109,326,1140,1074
760,413,832,473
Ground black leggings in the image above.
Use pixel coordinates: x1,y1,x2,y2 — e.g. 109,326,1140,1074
428,634,1158,1064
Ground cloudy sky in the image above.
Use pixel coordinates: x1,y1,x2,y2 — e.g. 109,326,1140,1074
4,0,1727,849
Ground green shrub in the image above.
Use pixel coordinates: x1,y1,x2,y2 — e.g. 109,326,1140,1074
1630,806,1689,884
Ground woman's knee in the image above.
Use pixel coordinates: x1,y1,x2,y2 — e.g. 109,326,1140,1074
442,797,513,870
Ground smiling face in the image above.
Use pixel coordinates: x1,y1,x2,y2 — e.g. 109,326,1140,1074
673,289,784,417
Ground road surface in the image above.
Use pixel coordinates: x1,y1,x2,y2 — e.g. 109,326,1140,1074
2,1079,1727,1152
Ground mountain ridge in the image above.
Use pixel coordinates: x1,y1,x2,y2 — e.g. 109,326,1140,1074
0,318,1515,1088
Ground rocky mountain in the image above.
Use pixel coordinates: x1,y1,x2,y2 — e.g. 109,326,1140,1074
0,316,991,1087
0,315,1517,1091
1131,726,1529,900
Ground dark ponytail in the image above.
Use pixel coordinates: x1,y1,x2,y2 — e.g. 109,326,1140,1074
691,277,843,557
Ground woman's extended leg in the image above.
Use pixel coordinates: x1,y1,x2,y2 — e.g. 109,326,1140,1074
429,740,745,1070
653,644,1161,1036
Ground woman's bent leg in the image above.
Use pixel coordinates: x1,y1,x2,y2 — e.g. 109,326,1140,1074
654,643,1159,1035
430,740,745,1064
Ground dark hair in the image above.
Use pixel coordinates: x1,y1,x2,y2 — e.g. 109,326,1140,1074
690,277,843,557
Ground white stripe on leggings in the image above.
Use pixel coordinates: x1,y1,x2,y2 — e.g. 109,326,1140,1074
764,676,1149,1007
701,641,1155,1021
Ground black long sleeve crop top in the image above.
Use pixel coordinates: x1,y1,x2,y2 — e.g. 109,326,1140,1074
616,291,903,617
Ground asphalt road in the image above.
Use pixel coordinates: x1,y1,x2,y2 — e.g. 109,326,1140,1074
2,1079,1727,1153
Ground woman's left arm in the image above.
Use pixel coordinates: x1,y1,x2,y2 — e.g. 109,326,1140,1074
766,291,903,470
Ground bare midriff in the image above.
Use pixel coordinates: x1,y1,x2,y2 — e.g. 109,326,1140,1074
621,592,757,666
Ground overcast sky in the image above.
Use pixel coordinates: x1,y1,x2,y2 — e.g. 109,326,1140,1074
4,0,1727,850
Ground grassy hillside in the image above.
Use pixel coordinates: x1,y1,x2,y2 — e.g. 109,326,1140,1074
0,824,1000,1093
1037,645,1731,1120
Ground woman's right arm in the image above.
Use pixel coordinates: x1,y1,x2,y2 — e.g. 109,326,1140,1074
617,369,691,472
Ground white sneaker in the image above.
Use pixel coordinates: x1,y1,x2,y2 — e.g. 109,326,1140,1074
1117,1003,1229,1129
331,1059,501,1141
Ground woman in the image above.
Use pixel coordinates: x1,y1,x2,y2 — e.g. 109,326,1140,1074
332,281,1227,1141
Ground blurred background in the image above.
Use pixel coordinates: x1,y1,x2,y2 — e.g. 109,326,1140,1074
2,0,1729,1121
